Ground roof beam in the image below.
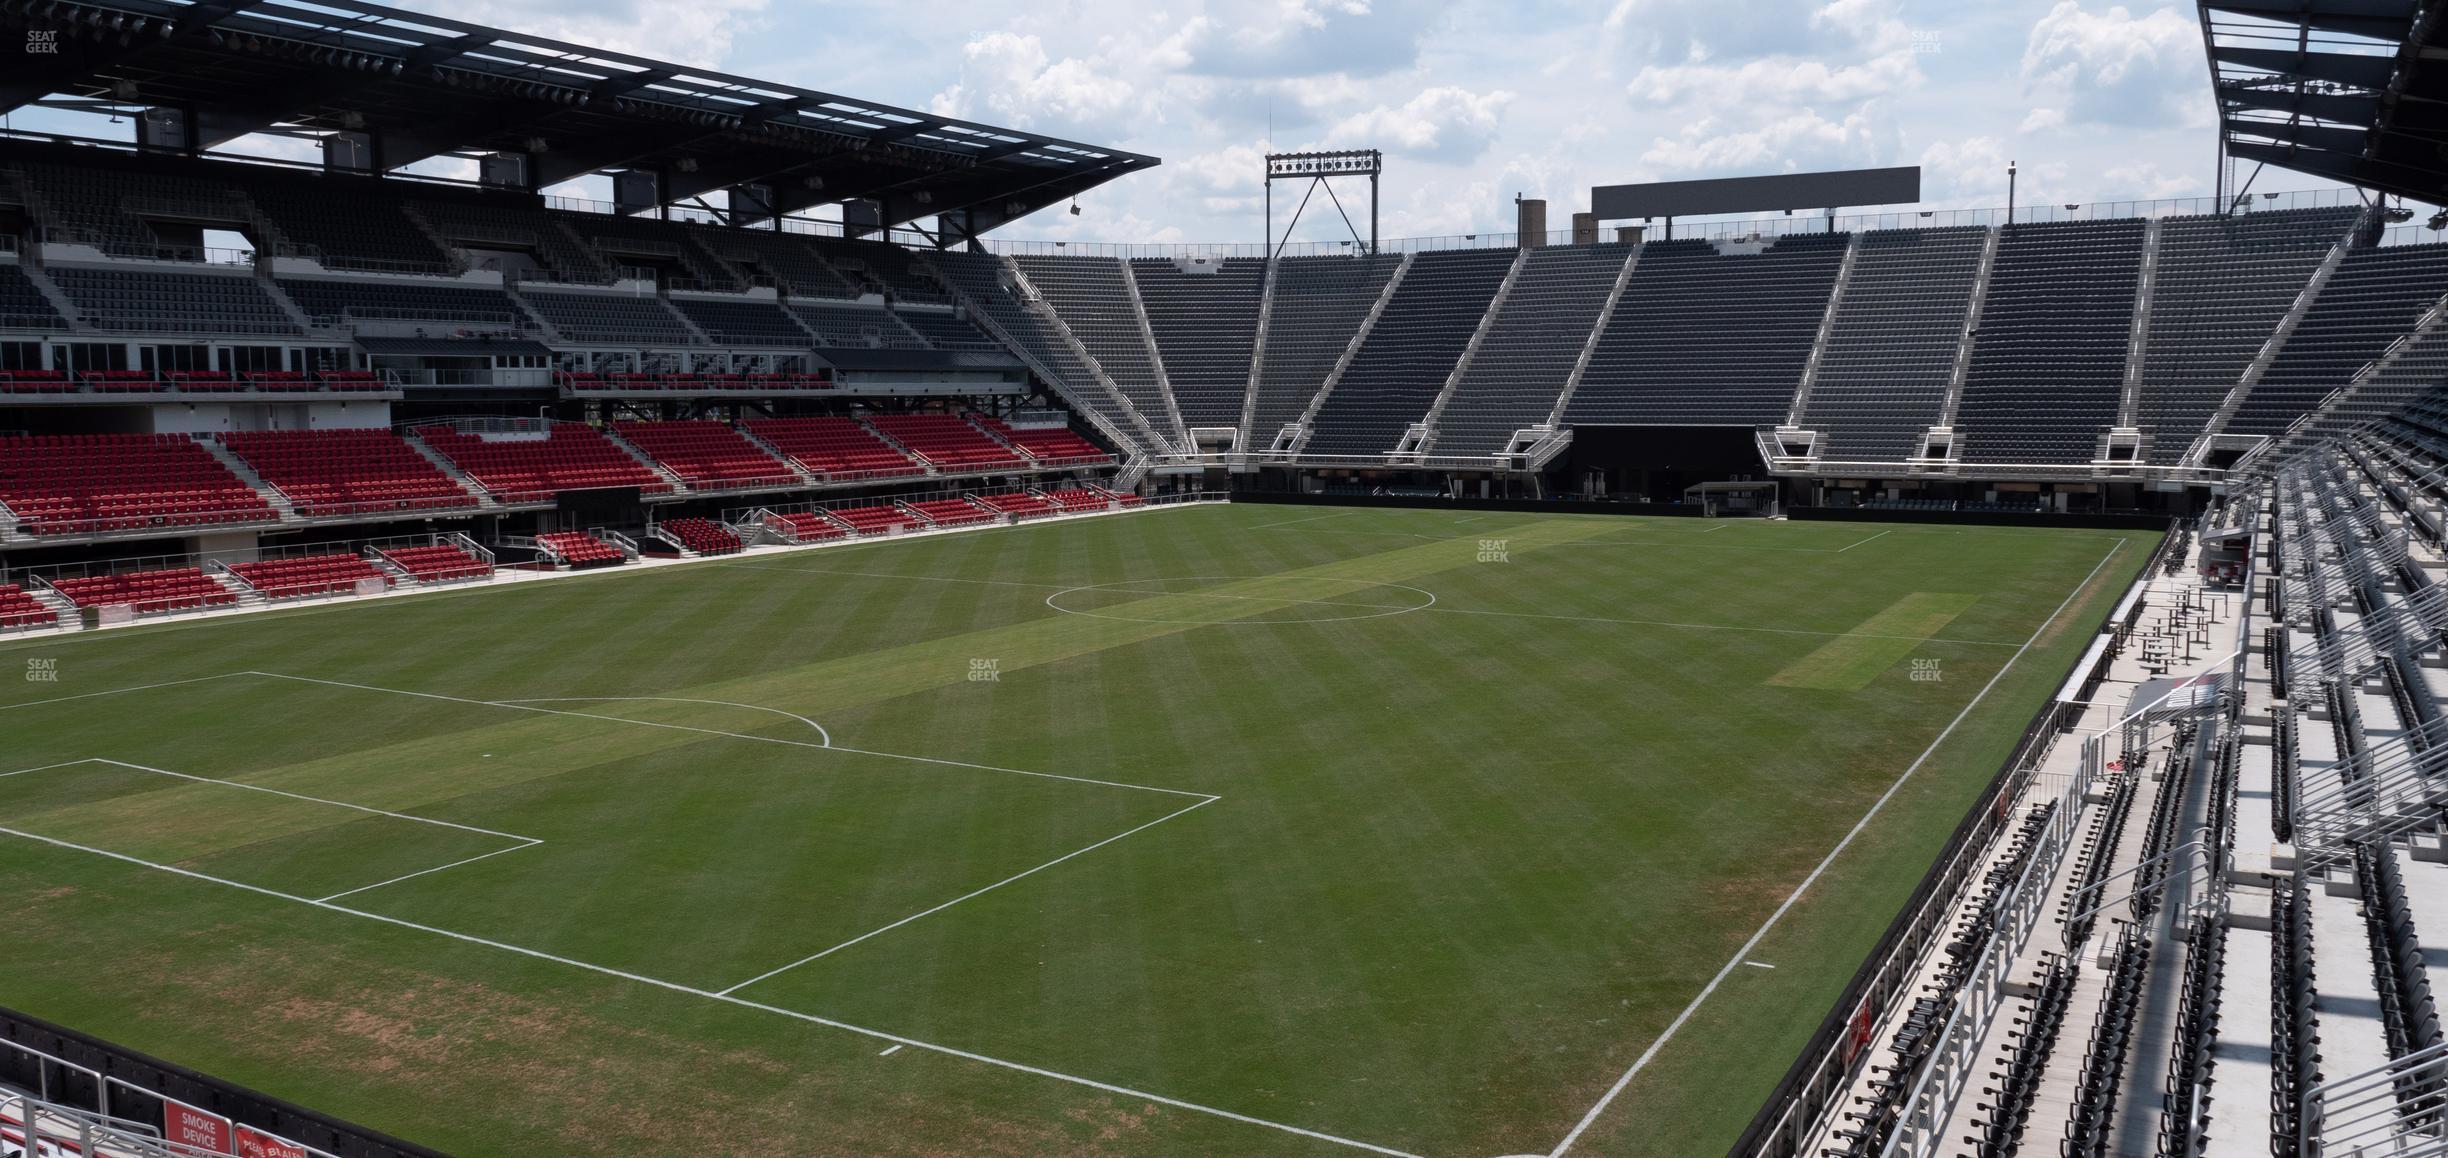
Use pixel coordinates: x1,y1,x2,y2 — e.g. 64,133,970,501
2204,0,2417,40
2213,44,2401,88
2229,137,2448,198
2217,80,2382,122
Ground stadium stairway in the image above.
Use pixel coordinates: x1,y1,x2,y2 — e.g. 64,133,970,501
194,439,299,521
397,432,508,511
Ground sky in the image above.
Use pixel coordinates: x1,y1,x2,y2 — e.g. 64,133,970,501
11,0,2354,246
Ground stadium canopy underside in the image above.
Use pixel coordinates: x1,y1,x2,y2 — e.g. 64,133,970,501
2201,0,2448,205
0,0,1156,238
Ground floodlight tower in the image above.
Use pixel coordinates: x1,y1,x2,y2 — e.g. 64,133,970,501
1263,149,1383,259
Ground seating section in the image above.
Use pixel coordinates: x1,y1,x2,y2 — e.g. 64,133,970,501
669,296,813,346
892,307,1003,351
1089,483,1142,506
974,491,1058,519
219,429,476,516
2135,207,2358,461
47,266,301,336
931,250,1149,446
1954,220,2146,463
411,198,615,284
0,584,57,629
905,497,995,527
768,510,851,541
813,237,950,302
611,421,799,490
1249,254,1406,441
577,217,741,291
48,567,236,613
655,516,743,556
416,425,672,502
534,531,626,568
1434,245,1632,456
1799,227,1988,461
826,503,925,535
1041,487,1115,512
866,414,1027,471
517,290,694,345
228,551,388,599
379,542,492,583
11,161,255,259
1569,234,1850,428
247,179,453,274
700,231,860,298
277,278,518,328
1132,257,1265,430
0,264,67,330
742,417,925,480
0,434,275,535
975,418,1111,465
788,301,928,348
1306,248,1518,455
2231,243,2448,436
1012,255,1178,440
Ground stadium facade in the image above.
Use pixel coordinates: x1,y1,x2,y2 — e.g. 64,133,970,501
5,1,2448,1157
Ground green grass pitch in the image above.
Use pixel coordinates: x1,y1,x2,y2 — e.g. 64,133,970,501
0,504,2151,1157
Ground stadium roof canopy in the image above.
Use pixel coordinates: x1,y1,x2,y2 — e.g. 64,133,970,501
2200,0,2448,205
0,0,1158,236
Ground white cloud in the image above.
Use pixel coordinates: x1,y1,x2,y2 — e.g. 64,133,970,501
1325,86,1515,162
1625,50,1920,106
1641,107,1897,176
397,0,767,68
2020,2,2205,127
2018,107,2066,133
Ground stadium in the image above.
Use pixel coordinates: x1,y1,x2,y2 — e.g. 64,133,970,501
0,0,2443,1156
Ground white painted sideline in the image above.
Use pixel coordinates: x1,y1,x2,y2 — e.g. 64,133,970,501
1544,537,2130,1157
0,757,545,905
0,675,1416,1156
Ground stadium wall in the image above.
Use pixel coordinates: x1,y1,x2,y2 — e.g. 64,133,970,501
1229,491,1707,517
0,1004,443,1158
1730,521,2178,1157
1788,507,2171,531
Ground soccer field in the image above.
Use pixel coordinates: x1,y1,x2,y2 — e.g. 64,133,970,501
0,504,2151,1157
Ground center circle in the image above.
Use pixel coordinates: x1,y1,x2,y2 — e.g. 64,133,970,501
1042,575,1438,625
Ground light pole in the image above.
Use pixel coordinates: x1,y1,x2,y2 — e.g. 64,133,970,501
2007,160,2018,226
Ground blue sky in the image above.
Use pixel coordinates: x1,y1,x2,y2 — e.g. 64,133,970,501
16,0,2347,245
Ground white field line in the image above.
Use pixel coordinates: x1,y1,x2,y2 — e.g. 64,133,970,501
0,501,1226,655
1545,536,2130,1157
69,758,536,842
1700,523,1736,534
0,671,252,712
489,696,832,747
0,756,545,907
718,796,1219,996
0,822,1419,1158
1422,606,2022,649
315,840,542,903
738,565,2025,647
246,672,1208,800
1242,509,1360,531
1836,529,1894,553
879,1044,903,1056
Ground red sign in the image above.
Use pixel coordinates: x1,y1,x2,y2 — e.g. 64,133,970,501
1840,998,1876,1065
237,1124,309,1158
162,1098,233,1153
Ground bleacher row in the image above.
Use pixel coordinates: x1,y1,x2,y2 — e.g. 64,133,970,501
0,417,1110,539
0,487,1140,631
1,142,2424,472
1792,385,2448,1158
0,148,951,301
918,206,2448,468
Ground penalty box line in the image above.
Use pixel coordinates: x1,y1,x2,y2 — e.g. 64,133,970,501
0,757,544,906
0,823,1416,1158
0,674,1395,1153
